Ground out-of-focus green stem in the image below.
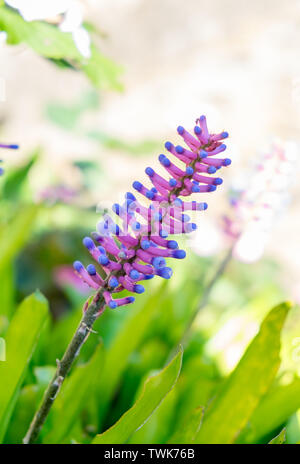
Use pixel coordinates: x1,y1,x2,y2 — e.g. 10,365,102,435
179,246,234,349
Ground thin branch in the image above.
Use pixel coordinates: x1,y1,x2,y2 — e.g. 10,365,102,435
23,289,105,444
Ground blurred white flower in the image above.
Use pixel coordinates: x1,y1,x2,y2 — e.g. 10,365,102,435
0,31,7,47
233,227,267,263
189,217,223,257
59,2,91,58
5,0,72,21
5,0,91,58
224,141,299,262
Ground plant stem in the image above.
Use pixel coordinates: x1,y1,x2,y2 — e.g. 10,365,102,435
180,246,234,349
23,289,105,444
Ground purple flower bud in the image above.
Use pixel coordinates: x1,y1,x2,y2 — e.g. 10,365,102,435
75,116,231,311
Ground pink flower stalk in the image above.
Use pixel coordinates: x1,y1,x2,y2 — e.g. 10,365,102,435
74,116,231,312
223,143,297,262
0,143,19,176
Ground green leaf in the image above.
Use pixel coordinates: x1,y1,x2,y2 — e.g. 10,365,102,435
95,285,166,427
269,428,286,444
82,44,123,92
92,348,183,444
0,204,39,275
128,375,177,444
0,291,49,442
0,6,82,58
42,343,104,444
168,407,204,444
0,6,122,91
195,302,292,444
240,378,300,443
0,262,14,320
2,152,38,200
45,90,100,131
4,385,40,444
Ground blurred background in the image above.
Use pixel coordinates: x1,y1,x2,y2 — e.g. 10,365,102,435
1,0,300,444
1,0,300,284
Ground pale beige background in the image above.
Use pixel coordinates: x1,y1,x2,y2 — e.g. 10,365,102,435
0,0,299,297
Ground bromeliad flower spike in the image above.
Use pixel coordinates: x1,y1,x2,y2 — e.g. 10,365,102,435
0,143,19,176
74,116,231,312
24,115,231,444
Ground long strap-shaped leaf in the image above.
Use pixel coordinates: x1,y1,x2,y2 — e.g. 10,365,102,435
92,348,183,444
0,291,49,443
194,301,292,444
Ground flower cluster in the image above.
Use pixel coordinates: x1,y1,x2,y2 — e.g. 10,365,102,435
74,116,231,312
223,142,297,262
0,143,19,176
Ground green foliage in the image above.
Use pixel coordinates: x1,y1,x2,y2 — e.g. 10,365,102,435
195,302,291,444
269,428,286,444
0,5,122,91
0,151,299,445
240,378,300,443
0,292,49,443
92,348,182,444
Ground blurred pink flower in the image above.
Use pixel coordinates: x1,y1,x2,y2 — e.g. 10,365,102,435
224,142,298,262
54,265,90,295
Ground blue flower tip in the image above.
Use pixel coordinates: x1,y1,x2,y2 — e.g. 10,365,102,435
186,166,194,175
109,277,119,288
129,270,140,280
208,166,217,174
200,150,208,158
159,154,171,167
133,181,142,191
141,239,151,250
209,185,217,192
167,240,178,249
173,250,186,259
213,177,223,186
223,158,232,166
221,131,229,139
194,126,201,134
165,141,172,151
175,145,184,154
152,256,166,269
86,264,96,275
73,261,83,272
109,300,118,309
181,214,190,223
159,230,168,238
127,296,135,303
158,267,173,279
112,203,121,215
169,178,177,187
132,221,141,231
98,255,109,266
125,192,136,201
192,185,200,193
145,167,154,177
146,190,154,200
83,237,94,250
177,126,184,135
134,284,145,294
